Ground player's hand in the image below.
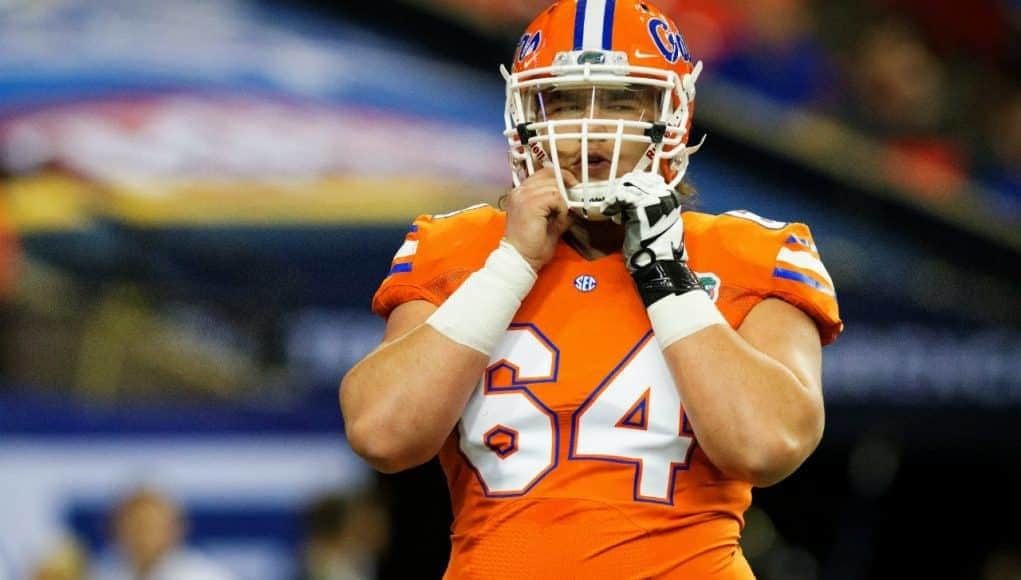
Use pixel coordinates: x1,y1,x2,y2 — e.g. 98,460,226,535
603,171,686,273
504,167,577,272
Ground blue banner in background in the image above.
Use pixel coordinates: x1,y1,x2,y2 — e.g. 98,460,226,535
0,0,504,126
0,0,511,228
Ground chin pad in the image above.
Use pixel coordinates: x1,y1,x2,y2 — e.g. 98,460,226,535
565,181,614,221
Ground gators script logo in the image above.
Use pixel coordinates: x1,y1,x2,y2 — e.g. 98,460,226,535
516,31,542,63
647,18,690,64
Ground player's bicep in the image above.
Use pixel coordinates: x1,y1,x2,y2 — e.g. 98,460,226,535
737,298,822,395
381,299,437,344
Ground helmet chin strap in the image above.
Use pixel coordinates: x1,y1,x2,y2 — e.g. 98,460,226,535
566,181,614,221
545,160,615,221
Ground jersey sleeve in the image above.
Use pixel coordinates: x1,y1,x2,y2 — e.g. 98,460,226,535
697,211,843,345
371,204,504,319
763,221,843,344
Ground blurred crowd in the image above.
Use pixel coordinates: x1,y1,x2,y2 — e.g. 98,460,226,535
669,0,1019,215
28,487,389,580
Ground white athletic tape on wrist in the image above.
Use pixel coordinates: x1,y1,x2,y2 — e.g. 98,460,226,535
426,240,537,355
647,290,727,349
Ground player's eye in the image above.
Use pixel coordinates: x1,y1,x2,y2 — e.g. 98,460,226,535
606,98,640,111
541,92,587,119
547,103,584,116
600,89,648,116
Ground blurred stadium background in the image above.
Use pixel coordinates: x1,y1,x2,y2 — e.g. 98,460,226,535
0,0,1018,578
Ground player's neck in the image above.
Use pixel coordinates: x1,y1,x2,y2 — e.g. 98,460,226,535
563,220,624,260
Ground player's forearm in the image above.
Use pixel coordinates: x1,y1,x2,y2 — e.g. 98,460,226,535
341,324,488,473
344,241,539,473
662,324,824,487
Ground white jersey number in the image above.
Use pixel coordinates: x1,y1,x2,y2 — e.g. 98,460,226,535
571,333,695,501
459,324,559,496
460,326,695,503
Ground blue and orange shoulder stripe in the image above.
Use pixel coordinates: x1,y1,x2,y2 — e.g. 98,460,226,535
687,209,841,341
771,228,835,296
385,203,505,277
688,209,837,297
387,221,421,275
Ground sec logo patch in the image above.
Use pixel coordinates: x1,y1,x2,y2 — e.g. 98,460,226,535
573,274,597,292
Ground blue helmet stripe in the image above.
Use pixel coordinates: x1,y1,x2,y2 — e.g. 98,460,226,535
573,0,587,50
602,0,616,49
575,0,613,50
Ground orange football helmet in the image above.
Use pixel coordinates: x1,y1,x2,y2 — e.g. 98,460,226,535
502,0,703,219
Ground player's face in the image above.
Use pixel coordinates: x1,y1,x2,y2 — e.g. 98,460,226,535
529,85,659,181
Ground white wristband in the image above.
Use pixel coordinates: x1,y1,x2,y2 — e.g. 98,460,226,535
647,290,727,350
426,240,537,355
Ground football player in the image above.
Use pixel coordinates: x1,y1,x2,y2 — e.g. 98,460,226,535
341,1,843,577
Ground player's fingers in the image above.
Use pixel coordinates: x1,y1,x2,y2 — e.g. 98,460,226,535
508,173,555,201
521,187,565,220
560,168,580,189
516,179,562,205
540,184,567,213
549,194,574,235
520,166,576,192
511,176,557,201
534,165,559,178
520,166,559,189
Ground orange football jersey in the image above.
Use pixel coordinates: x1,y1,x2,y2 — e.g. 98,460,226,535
372,204,842,579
